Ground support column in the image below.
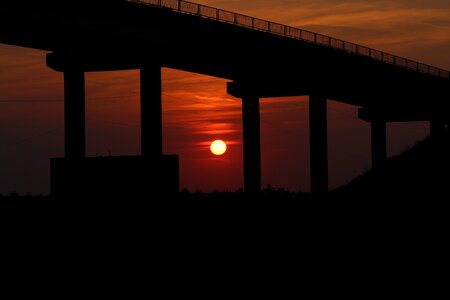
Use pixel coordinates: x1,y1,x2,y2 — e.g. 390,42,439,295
242,95,261,193
64,65,85,159
309,94,328,196
140,64,162,158
371,119,386,172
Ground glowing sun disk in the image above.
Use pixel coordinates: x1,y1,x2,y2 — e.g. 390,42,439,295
210,140,227,155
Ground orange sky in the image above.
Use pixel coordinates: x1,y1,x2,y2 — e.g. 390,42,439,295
1,0,449,194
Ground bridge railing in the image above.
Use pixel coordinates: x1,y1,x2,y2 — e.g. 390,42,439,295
129,0,450,80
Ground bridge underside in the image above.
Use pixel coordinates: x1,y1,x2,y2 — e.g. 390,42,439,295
3,0,449,109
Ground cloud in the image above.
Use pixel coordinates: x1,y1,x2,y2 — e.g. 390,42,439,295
196,0,450,68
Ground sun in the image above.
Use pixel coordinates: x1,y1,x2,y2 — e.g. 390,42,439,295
210,140,227,155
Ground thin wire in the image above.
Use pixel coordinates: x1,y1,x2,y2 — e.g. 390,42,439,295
327,106,356,119
0,92,140,105
86,118,139,128
0,126,63,151
0,99,62,103
260,118,304,137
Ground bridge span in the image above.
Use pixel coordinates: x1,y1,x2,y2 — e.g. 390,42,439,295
1,0,449,196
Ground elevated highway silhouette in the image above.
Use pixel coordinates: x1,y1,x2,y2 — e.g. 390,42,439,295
1,0,449,196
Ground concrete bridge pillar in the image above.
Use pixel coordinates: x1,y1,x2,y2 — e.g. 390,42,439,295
309,94,328,196
64,64,86,159
371,119,387,172
242,95,261,193
140,64,162,157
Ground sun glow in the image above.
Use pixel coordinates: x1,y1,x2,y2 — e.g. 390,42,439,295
210,140,227,155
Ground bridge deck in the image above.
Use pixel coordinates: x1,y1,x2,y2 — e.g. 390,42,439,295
1,0,449,110
131,0,449,80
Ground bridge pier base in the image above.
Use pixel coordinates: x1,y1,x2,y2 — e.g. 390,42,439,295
309,94,328,197
242,95,261,193
51,59,180,198
140,64,162,157
64,64,86,159
371,119,386,172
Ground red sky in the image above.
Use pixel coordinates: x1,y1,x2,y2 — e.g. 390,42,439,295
1,0,449,195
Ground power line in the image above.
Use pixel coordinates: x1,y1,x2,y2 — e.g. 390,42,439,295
0,92,140,105
86,118,139,128
0,126,63,151
328,106,357,119
0,99,62,103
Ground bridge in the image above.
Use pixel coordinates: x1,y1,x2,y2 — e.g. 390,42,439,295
1,0,449,197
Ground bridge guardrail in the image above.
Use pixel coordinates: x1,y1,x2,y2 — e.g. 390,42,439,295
129,0,450,80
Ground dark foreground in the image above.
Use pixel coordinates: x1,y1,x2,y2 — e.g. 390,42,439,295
2,136,449,227
0,186,446,235
2,169,446,289
1,136,448,268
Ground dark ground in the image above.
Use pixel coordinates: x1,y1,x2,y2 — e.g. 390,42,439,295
1,135,448,221
1,135,448,251
2,137,447,290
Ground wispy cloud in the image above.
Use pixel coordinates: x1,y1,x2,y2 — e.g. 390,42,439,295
197,0,450,68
